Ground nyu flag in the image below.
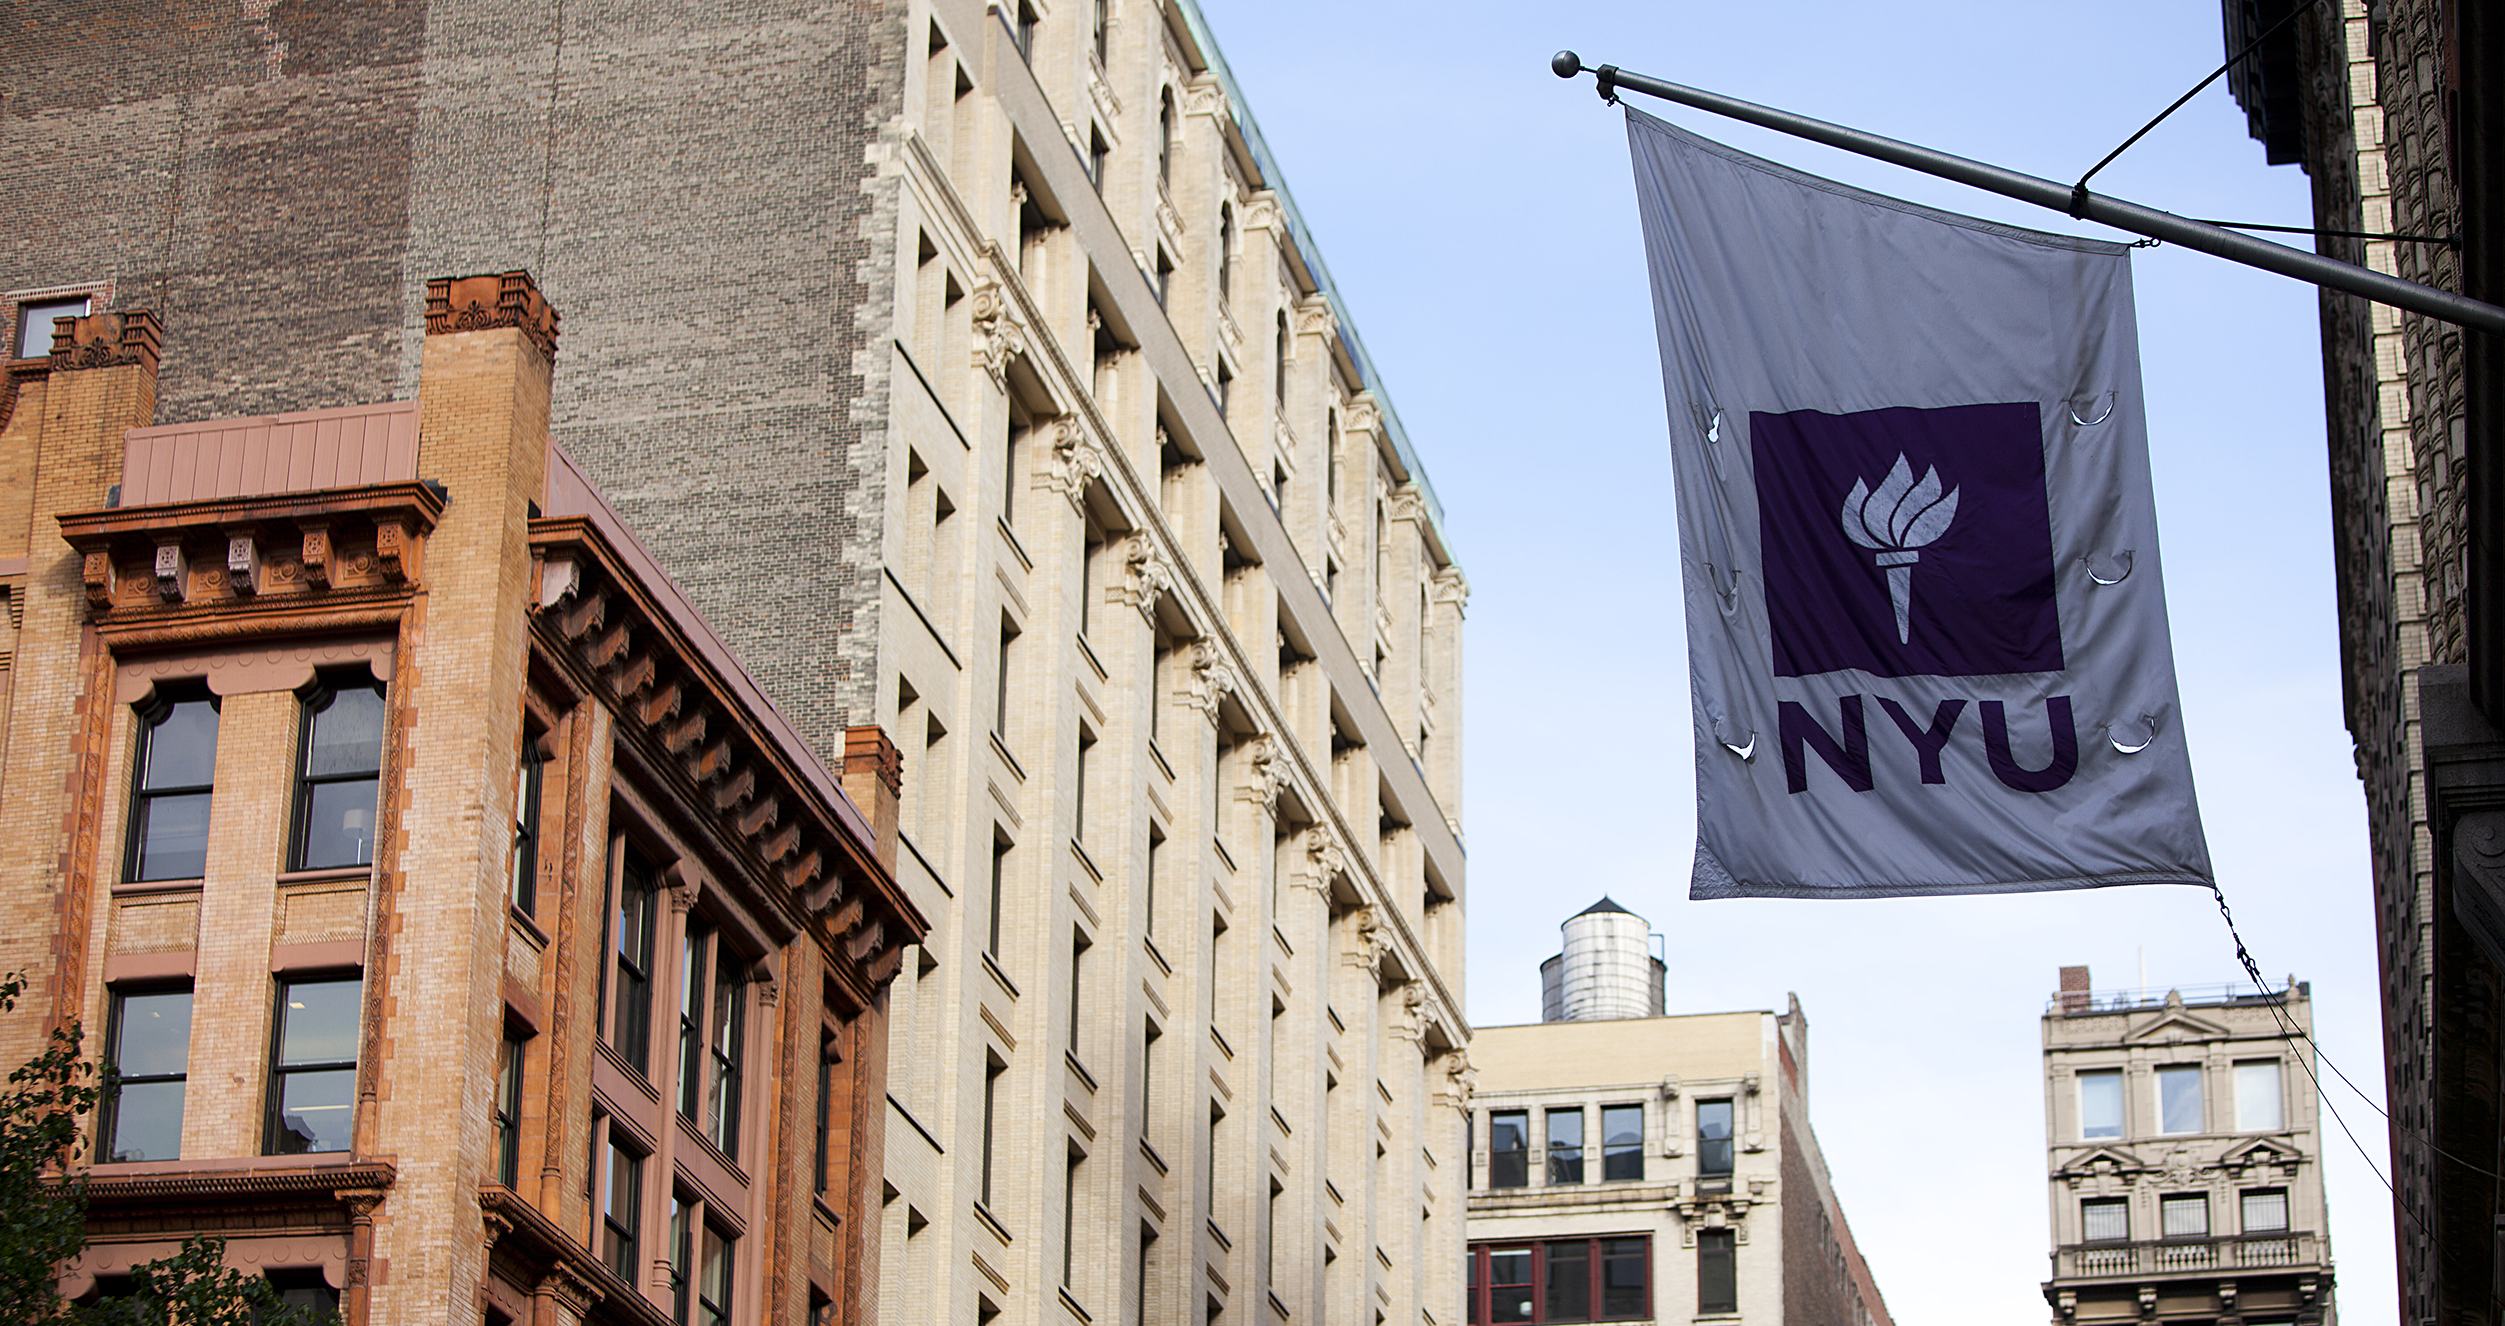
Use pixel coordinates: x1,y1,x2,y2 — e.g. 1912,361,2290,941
1627,108,2213,898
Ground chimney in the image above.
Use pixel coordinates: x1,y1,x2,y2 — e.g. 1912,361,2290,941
2058,964,2091,1014
842,725,902,871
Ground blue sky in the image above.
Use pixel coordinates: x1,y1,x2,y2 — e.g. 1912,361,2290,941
1193,1,2399,1320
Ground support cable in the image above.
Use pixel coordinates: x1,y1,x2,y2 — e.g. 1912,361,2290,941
2067,0,2331,216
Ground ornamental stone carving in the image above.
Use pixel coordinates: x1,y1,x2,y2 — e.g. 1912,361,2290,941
1111,533,1173,620
1341,905,1384,970
1292,831,1348,895
969,282,1027,389
1033,417,1105,510
1234,732,1288,812
1293,296,1336,340
1181,639,1236,724
1241,194,1283,233
1180,80,1227,119
1342,396,1382,438
1385,482,1427,526
1431,565,1470,610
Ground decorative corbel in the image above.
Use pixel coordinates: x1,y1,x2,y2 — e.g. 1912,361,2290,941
1181,639,1236,725
223,526,261,595
968,282,1024,390
81,550,117,608
1291,830,1347,896
1035,416,1104,511
151,539,187,603
374,516,413,583
1234,732,1287,814
1112,533,1173,622
299,522,332,590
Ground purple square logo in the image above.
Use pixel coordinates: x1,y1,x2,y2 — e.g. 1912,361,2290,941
1754,402,2062,678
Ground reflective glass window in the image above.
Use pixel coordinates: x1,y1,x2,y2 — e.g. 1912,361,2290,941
105,988,191,1161
2079,1069,2124,1139
2157,1066,2205,1135
266,976,361,1153
127,691,217,882
290,682,385,870
1601,1104,1643,1182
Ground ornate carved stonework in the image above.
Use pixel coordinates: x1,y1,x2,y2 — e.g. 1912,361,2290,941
1340,905,1384,970
1292,830,1347,895
1234,732,1288,812
1181,638,1236,724
1033,417,1105,509
1293,296,1336,340
1342,396,1382,438
969,282,1027,389
1431,566,1470,610
1385,482,1427,526
1180,79,1227,119
1241,193,1283,233
224,529,261,595
424,271,559,361
47,309,161,374
1111,533,1173,621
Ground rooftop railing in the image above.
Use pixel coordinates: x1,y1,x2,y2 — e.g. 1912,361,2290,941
2046,981,2297,1015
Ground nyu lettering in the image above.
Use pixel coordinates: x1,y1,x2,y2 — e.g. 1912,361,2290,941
1780,694,2076,794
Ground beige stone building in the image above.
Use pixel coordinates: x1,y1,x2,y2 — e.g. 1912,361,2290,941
2039,966,2334,1326
1465,902,1890,1326
0,285,926,1324
859,4,1473,1326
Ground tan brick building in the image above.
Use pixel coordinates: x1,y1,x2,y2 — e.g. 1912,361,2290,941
2039,967,2334,1326
0,281,925,1324
1465,901,1891,1326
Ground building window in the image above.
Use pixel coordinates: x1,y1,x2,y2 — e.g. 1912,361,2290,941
670,924,748,1156
102,987,191,1162
670,1195,693,1322
2078,1068,2124,1140
1274,312,1291,410
697,1223,733,1326
1090,0,1109,64
1075,725,1095,844
1696,1099,1734,1180
1488,1110,1528,1188
127,687,218,883
2156,1065,2204,1134
266,975,361,1154
2081,1197,2129,1242
1069,927,1090,1052
1089,127,1109,192
2160,1193,2209,1239
1600,1105,1643,1182
493,1030,526,1185
609,844,660,1073
679,922,711,1122
980,1056,1005,1209
1546,1108,1583,1185
13,294,88,359
509,729,547,915
1467,1238,1650,1323
604,1138,644,1284
1158,90,1176,185
2241,1187,2289,1233
1013,0,1038,61
815,1029,840,1195
1697,1229,1736,1315
2234,1060,2283,1131
289,679,385,871
988,835,1010,958
1216,206,1235,302
1064,1147,1084,1287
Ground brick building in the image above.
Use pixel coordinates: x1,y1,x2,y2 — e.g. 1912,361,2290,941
1464,901,1892,1326
2039,966,2334,1326
0,2,1471,1324
2222,1,2505,1318
0,282,925,1323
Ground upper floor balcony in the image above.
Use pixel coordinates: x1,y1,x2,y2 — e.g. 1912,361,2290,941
2050,1230,2328,1281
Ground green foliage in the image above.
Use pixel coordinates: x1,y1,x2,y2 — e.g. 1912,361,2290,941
0,973,335,1324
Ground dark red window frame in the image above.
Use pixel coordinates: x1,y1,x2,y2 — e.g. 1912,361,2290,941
1464,1236,1651,1324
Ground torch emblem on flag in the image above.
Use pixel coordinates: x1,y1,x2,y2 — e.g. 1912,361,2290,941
1840,455,1959,644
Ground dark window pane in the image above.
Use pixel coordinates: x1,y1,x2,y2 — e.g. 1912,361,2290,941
272,1068,355,1153
1547,1109,1584,1185
1698,1100,1734,1178
1545,1240,1590,1322
268,1269,338,1314
1698,1229,1736,1314
115,990,192,1076
1601,1238,1647,1318
141,700,219,788
108,1080,184,1162
604,1144,642,1281
131,792,213,881
1489,1111,1528,1189
278,979,363,1065
304,687,385,776
296,779,379,869
698,1226,732,1326
1487,1249,1533,1323
1602,1105,1644,1182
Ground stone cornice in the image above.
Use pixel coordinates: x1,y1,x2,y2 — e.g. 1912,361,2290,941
60,481,443,613
529,520,925,999
478,1184,669,1326
426,272,559,362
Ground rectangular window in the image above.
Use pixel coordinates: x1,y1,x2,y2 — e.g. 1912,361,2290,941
289,680,385,870
126,689,217,882
707,959,746,1155
1697,1229,1736,1315
493,1031,526,1186
1486,1247,1531,1323
697,1224,732,1326
2082,1196,2129,1242
980,1058,1004,1209
611,846,660,1073
1489,1110,1529,1188
1599,1238,1646,1318
604,1140,644,1285
988,837,1010,958
1069,928,1089,1052
14,294,89,358
1205,1104,1222,1219
2241,1187,2289,1233
103,988,191,1162
814,1035,838,1195
2078,1069,2124,1139
1696,1099,1734,1179
266,975,360,1154
1075,727,1094,844
680,922,712,1121
509,731,547,914
2161,1193,2209,1239
995,618,1017,737
1064,1149,1083,1286
1546,1108,1584,1185
1544,1240,1588,1321
2157,1065,2204,1134
1600,1105,1643,1182
1144,830,1161,937
2234,1060,2284,1131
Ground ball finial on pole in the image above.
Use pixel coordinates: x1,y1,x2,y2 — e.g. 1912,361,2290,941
1551,50,1583,78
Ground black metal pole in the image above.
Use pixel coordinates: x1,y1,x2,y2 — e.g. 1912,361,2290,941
1553,51,2505,336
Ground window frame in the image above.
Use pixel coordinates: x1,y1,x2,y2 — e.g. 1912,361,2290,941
124,686,219,884
493,1028,528,1186
1696,1098,1735,1180
605,836,662,1075
509,726,549,915
264,972,364,1155
2240,1186,2290,1234
2080,1196,2130,1243
287,676,388,872
2078,1067,2125,1140
11,292,92,360
1697,1228,1736,1315
1487,1109,1529,1189
2155,1064,2206,1136
1599,1104,1644,1182
2234,1058,2285,1132
1545,1107,1584,1185
1464,1235,1652,1324
2159,1191,2211,1240
102,985,193,1163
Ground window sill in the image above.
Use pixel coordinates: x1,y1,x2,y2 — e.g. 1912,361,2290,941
278,866,374,887
111,877,203,897
507,904,549,949
972,1200,1014,1244
991,731,1027,783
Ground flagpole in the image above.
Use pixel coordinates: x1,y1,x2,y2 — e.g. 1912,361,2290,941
1552,51,2505,335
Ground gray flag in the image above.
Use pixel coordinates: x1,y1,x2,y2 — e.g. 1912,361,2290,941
1628,107,2213,899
